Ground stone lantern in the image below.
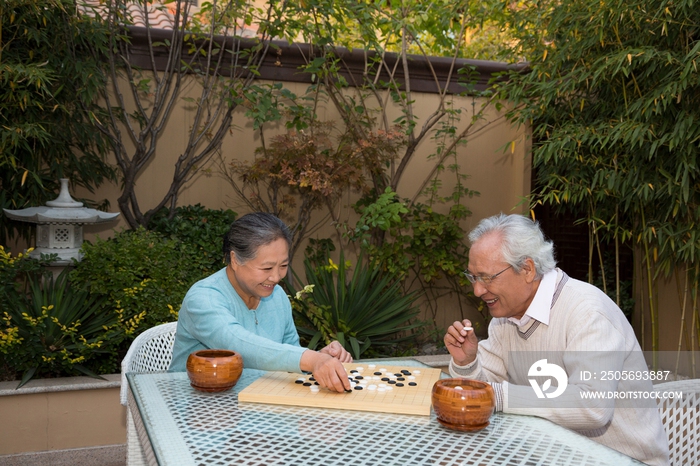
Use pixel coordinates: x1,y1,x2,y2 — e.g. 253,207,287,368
3,178,120,266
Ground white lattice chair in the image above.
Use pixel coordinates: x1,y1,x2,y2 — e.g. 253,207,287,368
120,322,178,466
655,379,700,466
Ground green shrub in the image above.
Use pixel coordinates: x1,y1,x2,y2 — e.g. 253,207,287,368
70,227,213,342
1,268,119,387
348,188,486,328
350,189,471,284
1,247,45,381
286,251,422,359
1,203,237,381
148,204,237,273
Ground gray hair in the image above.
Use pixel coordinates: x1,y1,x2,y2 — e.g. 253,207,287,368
223,212,292,264
468,213,556,278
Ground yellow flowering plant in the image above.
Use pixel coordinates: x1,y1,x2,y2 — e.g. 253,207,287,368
0,246,43,306
2,267,120,387
1,246,44,380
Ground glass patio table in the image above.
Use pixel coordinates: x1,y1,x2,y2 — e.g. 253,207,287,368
126,358,644,466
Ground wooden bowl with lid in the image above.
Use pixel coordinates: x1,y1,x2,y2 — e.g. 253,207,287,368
432,378,494,431
186,349,243,393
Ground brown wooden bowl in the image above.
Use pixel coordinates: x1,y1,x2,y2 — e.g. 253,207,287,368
186,349,243,393
432,378,495,432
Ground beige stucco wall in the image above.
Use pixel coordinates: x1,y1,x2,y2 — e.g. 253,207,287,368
0,380,125,455
75,79,530,232
57,77,530,332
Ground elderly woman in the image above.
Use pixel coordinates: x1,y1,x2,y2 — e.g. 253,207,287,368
169,212,352,392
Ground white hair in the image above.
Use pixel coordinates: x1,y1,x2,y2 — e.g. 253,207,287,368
468,213,556,278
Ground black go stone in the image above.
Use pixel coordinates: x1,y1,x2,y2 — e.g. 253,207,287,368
409,382,417,386
396,383,404,387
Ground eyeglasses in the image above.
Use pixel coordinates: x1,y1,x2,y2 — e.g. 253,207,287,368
463,265,512,285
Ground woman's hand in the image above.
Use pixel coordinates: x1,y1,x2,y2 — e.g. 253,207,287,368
319,341,353,363
300,350,351,393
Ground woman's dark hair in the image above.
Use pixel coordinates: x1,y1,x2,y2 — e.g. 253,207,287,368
223,212,292,264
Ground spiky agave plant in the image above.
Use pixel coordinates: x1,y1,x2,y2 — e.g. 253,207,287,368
288,251,422,359
4,268,118,387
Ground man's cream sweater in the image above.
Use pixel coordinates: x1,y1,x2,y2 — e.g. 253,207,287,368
450,269,669,466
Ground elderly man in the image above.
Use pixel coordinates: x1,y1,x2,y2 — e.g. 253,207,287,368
444,213,669,465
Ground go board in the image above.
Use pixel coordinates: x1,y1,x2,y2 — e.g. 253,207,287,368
238,363,442,416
